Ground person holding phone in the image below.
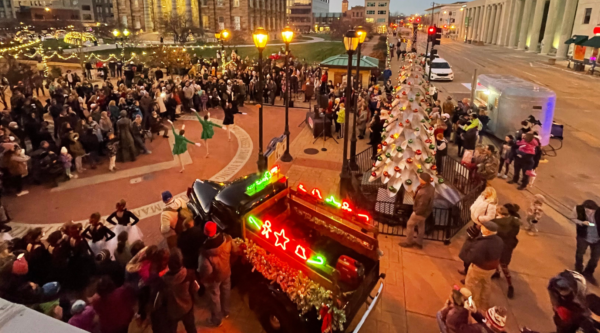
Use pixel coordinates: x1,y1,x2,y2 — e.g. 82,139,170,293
572,200,600,286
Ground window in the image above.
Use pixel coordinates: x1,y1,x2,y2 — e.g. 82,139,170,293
431,61,451,69
249,0,252,7
250,16,253,30
233,0,239,6
201,0,207,5
376,18,385,22
366,10,375,14
82,4,90,10
216,0,223,7
377,10,386,14
234,16,240,30
83,13,92,19
202,15,209,28
218,16,224,30
450,18,455,23
366,2,374,7
448,11,452,16
584,8,592,24
0,11,4,18
377,2,386,6
366,17,374,23
34,13,43,19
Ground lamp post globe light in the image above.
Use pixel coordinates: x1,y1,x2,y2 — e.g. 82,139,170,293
349,26,367,171
340,29,358,197
253,27,269,172
280,26,294,163
112,29,130,60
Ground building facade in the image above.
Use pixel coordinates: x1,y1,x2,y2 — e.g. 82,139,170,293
12,0,95,22
571,0,600,58
365,0,388,33
112,0,286,35
424,2,467,36
313,11,341,31
288,0,328,32
345,5,364,23
460,0,599,59
0,0,15,19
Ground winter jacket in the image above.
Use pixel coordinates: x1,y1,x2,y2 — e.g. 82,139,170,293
336,108,345,124
527,202,544,222
462,127,478,150
470,196,496,225
413,182,435,217
574,206,600,239
68,305,97,332
476,153,500,181
439,305,469,333
463,234,504,270
517,139,538,155
160,268,195,320
177,226,205,270
198,233,232,284
160,198,186,238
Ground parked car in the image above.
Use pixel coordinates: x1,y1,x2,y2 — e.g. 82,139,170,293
425,57,454,81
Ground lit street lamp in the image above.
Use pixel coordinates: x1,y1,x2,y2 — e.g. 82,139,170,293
253,27,269,172
349,26,367,171
340,29,359,197
215,29,230,65
280,26,294,162
113,28,131,61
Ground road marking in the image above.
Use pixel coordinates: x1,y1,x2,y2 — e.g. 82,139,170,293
523,71,538,78
4,117,254,238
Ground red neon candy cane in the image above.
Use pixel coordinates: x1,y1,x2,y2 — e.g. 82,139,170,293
298,184,307,193
357,213,370,223
311,188,323,200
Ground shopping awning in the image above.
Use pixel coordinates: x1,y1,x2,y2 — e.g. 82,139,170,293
582,36,600,48
565,35,589,45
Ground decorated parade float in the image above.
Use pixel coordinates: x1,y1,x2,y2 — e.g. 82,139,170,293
349,53,485,244
187,166,385,333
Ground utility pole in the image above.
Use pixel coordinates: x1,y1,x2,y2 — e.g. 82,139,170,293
470,68,477,105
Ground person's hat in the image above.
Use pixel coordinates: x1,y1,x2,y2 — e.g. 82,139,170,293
451,289,465,305
419,172,432,182
204,221,217,237
61,147,68,154
71,300,86,314
161,191,173,202
12,255,28,275
485,306,507,331
95,249,110,262
481,221,499,232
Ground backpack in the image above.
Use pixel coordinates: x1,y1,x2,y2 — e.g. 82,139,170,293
165,204,193,234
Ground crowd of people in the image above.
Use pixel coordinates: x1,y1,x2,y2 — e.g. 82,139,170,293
0,190,234,332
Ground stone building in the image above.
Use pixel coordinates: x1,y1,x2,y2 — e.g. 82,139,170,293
365,0,388,33
460,0,600,59
112,0,287,35
288,0,329,33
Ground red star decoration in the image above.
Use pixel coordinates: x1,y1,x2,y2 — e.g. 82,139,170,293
274,229,290,250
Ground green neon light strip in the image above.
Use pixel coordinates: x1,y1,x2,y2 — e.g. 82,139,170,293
245,172,273,196
307,255,325,266
325,195,342,208
248,216,262,229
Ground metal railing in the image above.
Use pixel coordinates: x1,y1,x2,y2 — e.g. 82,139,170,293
351,146,486,244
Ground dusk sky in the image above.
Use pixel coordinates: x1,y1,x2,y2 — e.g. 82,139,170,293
328,0,461,15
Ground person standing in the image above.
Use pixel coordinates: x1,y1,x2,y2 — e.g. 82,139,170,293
508,133,539,190
160,191,187,249
106,199,143,244
463,221,504,311
492,204,522,299
159,249,198,333
177,219,204,276
198,221,232,327
572,200,600,286
400,173,435,249
167,120,201,172
116,111,138,162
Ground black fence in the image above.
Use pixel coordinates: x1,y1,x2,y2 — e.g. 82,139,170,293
349,146,486,244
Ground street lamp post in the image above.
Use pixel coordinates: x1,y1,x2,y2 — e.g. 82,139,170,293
113,29,130,61
340,30,359,197
215,29,230,67
253,27,269,173
349,26,367,171
280,26,294,162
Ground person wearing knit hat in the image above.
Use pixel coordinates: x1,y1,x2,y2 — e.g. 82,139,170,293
160,190,188,249
526,194,545,236
437,286,472,333
198,222,233,327
12,254,28,275
462,219,504,311
485,306,507,332
69,299,98,332
400,172,435,249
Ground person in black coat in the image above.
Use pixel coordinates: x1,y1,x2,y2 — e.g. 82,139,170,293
572,200,600,286
177,219,205,272
368,112,382,159
95,249,125,287
81,127,100,169
492,204,522,299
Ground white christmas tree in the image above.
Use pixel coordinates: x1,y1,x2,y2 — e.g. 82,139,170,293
369,54,445,197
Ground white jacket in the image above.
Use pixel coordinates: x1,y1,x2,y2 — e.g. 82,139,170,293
470,195,497,225
160,197,186,237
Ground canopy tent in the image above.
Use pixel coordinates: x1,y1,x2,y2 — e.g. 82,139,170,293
582,36,600,48
565,35,589,45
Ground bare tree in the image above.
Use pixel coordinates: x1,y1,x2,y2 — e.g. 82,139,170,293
159,14,200,44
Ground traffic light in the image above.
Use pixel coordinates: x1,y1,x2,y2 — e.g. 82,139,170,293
428,26,435,35
432,26,442,46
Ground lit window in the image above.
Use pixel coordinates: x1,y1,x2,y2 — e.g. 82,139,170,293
202,15,209,28
366,17,374,23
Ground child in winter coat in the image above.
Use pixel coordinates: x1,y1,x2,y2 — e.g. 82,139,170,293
498,135,515,179
526,194,545,236
106,133,119,172
59,147,75,179
68,300,97,332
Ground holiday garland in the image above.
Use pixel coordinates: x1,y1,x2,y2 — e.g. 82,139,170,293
234,238,347,332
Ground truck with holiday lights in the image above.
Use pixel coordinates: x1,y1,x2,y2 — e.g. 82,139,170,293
186,167,385,333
